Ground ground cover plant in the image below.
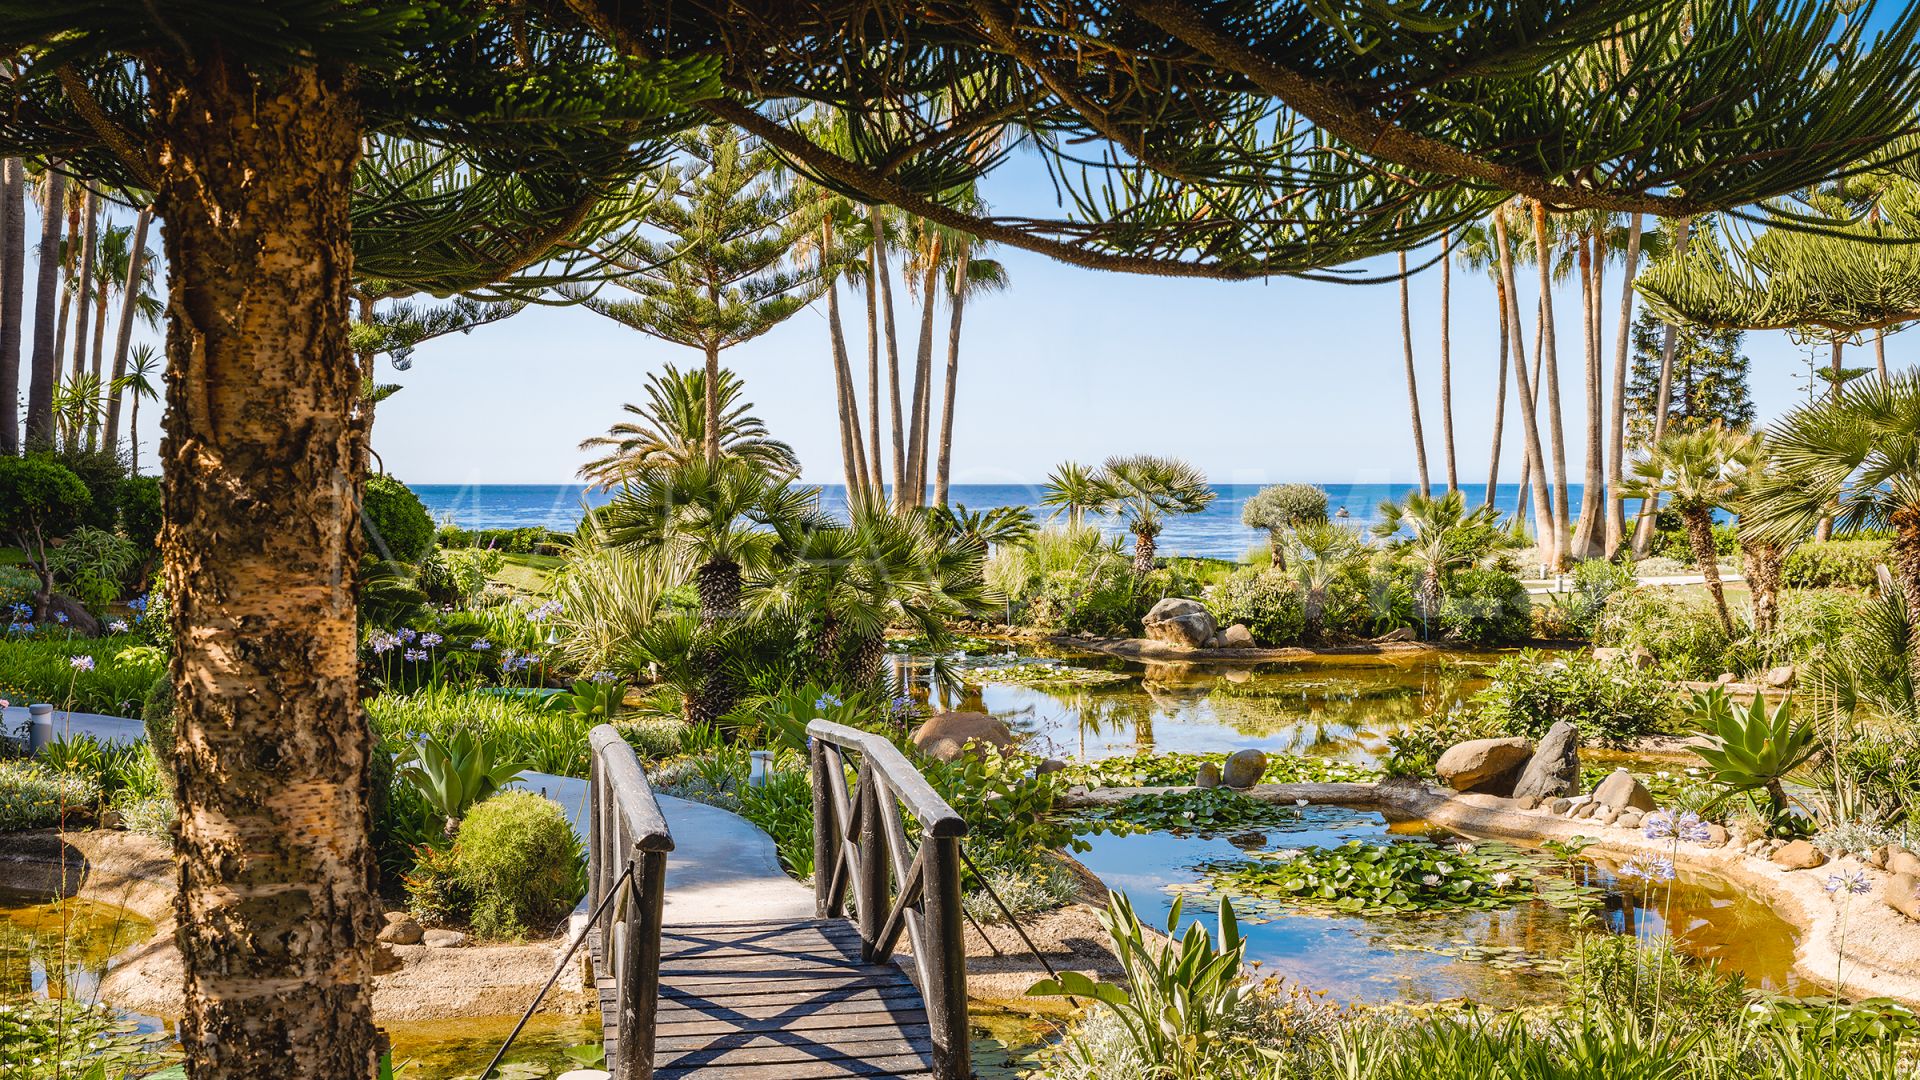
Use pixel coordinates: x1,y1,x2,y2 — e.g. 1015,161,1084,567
1061,752,1382,788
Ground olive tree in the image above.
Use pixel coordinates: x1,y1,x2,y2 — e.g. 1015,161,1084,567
1241,483,1328,571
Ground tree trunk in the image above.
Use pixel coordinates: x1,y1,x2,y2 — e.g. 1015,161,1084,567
1484,278,1509,509
934,242,968,508
905,233,941,507
1741,538,1785,640
147,56,379,1078
1891,511,1920,692
863,218,884,495
1132,529,1156,577
87,256,110,451
701,340,721,465
693,558,743,727
1398,247,1431,496
1439,229,1457,493
1683,507,1733,635
1875,328,1889,383
0,158,22,456
1570,231,1605,561
1269,527,1286,572
1494,208,1557,571
1606,214,1643,553
1633,218,1693,558
105,207,152,452
1532,203,1570,569
824,260,865,500
72,190,98,386
24,167,62,448
1304,584,1326,640
872,208,907,507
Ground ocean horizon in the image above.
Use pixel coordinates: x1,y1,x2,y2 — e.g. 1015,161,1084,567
412,482,1648,560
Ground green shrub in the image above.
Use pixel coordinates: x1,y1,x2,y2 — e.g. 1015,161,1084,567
0,565,37,609
47,526,140,611
368,686,593,778
119,475,163,555
0,760,100,829
362,475,435,563
0,638,168,715
437,525,569,555
1593,587,1740,679
1759,589,1867,669
417,546,504,607
113,790,175,840
1782,539,1890,590
1205,569,1305,645
1438,567,1532,643
141,669,175,771
737,766,816,878
449,790,585,940
1468,651,1674,747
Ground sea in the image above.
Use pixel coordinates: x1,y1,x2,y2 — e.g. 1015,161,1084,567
413,482,1625,561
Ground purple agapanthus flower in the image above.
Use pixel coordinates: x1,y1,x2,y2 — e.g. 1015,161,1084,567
470,639,493,651
403,648,429,662
419,632,444,647
589,670,618,684
107,619,130,634
53,611,69,625
1675,811,1713,844
69,655,96,671
398,628,418,644
1825,870,1872,897
1643,811,1675,840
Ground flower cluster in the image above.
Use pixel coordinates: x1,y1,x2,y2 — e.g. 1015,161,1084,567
127,594,149,614
106,619,130,634
1824,869,1872,897
68,655,95,672
419,632,444,648
1620,857,1676,883
1644,810,1713,844
588,670,619,684
499,650,534,674
813,693,844,711
403,648,429,662
5,621,31,636
367,631,403,654
525,599,564,623
470,639,493,651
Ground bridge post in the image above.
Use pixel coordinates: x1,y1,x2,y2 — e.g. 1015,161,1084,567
921,833,971,1079
615,842,667,1080
855,759,887,958
810,735,837,918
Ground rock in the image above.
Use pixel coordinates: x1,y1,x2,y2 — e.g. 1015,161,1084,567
1627,647,1657,670
1889,851,1920,877
1374,626,1418,643
1591,647,1623,664
1548,798,1572,815
378,914,424,945
1617,809,1644,830
910,711,1014,762
1865,845,1891,870
1219,624,1256,649
45,593,101,637
1142,598,1218,650
1773,840,1828,870
421,929,469,948
1729,823,1763,851
1591,769,1657,813
1596,807,1622,826
1761,665,1796,689
373,944,404,974
1222,749,1268,789
1227,830,1267,849
1196,762,1222,788
1715,672,1739,686
1703,824,1729,847
557,1071,613,1080
1886,873,1920,923
1573,802,1598,819
1516,795,1543,810
1035,758,1067,776
1510,721,1581,804
1434,737,1534,795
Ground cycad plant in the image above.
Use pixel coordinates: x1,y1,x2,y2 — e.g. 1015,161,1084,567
1371,489,1503,628
1622,425,1759,635
1687,689,1820,830
929,502,1035,550
577,364,797,488
1095,455,1215,576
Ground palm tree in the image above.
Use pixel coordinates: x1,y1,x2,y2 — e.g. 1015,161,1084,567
1040,461,1112,531
1371,489,1502,629
933,235,1007,507
1744,371,1920,687
1096,454,1215,575
1731,435,1790,640
1437,228,1457,492
101,208,160,453
0,157,21,455
23,165,62,448
1531,201,1573,567
1623,425,1758,635
1397,243,1431,496
1456,220,1512,508
112,343,161,474
578,364,797,489
929,502,1035,550
52,371,106,449
1292,521,1358,640
1492,203,1559,569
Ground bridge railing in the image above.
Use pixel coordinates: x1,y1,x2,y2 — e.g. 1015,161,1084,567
587,724,675,1080
807,719,970,1079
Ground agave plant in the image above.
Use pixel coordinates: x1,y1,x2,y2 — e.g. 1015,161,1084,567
551,678,626,724
398,730,528,836
1687,689,1820,827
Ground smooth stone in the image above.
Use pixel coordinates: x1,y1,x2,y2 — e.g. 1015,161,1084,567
1035,758,1067,776
1142,598,1218,650
1511,721,1581,803
1573,803,1598,819
1761,665,1797,689
1886,873,1920,922
421,929,469,948
1374,626,1418,643
557,1072,613,1080
1773,840,1829,870
1219,623,1256,649
1547,798,1572,815
377,915,424,945
1703,824,1730,847
1617,809,1644,830
1596,807,1622,826
1865,845,1891,870
1889,851,1920,877
1591,769,1657,813
910,711,1014,761
1196,762,1222,788
1715,672,1739,685
1434,737,1534,795
1222,748,1268,789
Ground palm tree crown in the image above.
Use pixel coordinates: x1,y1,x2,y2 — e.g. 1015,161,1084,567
579,364,797,488
1096,454,1214,574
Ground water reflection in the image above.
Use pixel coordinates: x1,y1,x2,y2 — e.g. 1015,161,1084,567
0,887,154,1005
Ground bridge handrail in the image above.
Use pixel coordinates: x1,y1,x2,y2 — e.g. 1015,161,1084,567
587,723,674,1080
806,719,970,1079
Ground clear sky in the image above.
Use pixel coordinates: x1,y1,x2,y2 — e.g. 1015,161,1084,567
16,152,1915,489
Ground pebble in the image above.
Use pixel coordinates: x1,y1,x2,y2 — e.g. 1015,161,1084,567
421,929,469,948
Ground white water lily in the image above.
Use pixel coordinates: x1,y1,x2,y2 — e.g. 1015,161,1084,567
1491,871,1515,889
1421,874,1442,887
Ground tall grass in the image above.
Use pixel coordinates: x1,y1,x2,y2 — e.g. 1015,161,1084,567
0,637,163,715
367,686,592,778
551,515,680,674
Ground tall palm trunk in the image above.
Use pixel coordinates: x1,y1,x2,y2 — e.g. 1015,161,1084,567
825,272,865,500
934,241,969,508
873,211,907,508
149,55,379,1076
1398,247,1431,496
86,256,110,451
24,167,62,448
1484,276,1509,509
1606,214,1643,552
1683,506,1733,635
0,158,22,456
104,207,151,451
72,190,97,385
1439,230,1458,492
1532,203,1570,568
1875,329,1888,382
1633,218,1692,557
1494,207,1557,570
1890,517,1920,691
692,558,744,727
863,220,884,494
905,232,942,507
1570,231,1605,561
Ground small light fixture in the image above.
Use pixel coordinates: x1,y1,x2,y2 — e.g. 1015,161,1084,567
545,626,562,646
749,750,773,788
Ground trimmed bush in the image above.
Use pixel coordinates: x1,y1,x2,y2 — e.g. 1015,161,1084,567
1781,539,1890,590
362,475,435,563
1438,568,1532,644
1205,568,1305,645
449,791,584,940
1468,651,1674,747
0,760,100,830
436,525,569,555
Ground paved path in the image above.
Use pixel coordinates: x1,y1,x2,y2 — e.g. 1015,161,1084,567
1523,571,1743,595
2,705,145,745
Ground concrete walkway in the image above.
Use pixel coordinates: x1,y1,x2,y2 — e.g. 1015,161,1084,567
2,705,145,745
1523,570,1744,595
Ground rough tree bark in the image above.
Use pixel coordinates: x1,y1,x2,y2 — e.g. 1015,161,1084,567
905,232,941,506
147,55,380,1078
1438,229,1457,493
0,158,21,455
104,207,151,452
72,189,97,384
24,167,62,448
1683,506,1734,635
1741,538,1785,640
1570,230,1604,561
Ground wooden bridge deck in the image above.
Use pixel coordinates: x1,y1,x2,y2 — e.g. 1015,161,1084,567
597,918,939,1078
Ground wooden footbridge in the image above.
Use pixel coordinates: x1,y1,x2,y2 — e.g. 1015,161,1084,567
583,721,971,1079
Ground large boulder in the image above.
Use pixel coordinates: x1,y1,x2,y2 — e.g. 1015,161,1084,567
911,711,1014,762
1771,840,1828,870
1591,769,1657,813
1886,873,1920,923
1218,624,1256,649
1511,722,1581,804
1142,598,1217,650
1222,749,1268,789
1434,737,1534,795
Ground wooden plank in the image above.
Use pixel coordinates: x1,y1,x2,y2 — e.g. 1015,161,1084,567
655,1008,930,1037
655,1038,934,1067
657,987,925,1018
654,1053,935,1078
654,1024,933,1052
659,970,915,992
661,980,917,1004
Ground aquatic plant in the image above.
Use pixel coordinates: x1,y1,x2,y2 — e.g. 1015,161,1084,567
1075,788,1305,834
1195,837,1598,917
1062,752,1380,789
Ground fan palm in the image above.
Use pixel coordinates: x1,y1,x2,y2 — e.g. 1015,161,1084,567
929,502,1035,550
1371,490,1503,627
1743,370,1920,687
1291,521,1360,640
1040,461,1112,531
1622,425,1759,635
1730,435,1791,639
1095,455,1215,575
579,364,797,488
